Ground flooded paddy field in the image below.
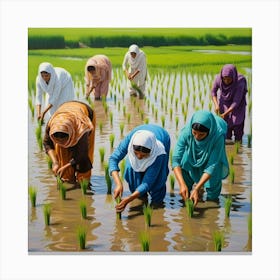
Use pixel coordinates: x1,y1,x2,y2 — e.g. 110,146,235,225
28,67,252,253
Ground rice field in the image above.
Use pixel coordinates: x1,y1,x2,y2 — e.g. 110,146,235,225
28,44,252,253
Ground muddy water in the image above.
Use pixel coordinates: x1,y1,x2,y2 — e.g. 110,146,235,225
28,68,252,253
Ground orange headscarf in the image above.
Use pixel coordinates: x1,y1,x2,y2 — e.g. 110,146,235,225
49,102,93,148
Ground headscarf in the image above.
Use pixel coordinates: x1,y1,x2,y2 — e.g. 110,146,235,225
48,103,93,148
183,110,227,169
128,130,166,172
219,64,247,101
37,62,58,94
84,55,111,84
127,44,145,70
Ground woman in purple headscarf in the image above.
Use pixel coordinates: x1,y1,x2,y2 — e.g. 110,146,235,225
211,64,247,142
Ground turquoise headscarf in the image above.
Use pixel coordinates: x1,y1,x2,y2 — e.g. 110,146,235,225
181,110,228,179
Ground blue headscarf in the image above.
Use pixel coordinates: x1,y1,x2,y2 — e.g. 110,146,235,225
181,110,228,178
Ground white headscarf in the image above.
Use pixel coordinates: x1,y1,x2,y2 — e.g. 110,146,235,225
37,62,57,93
127,44,144,69
128,130,166,172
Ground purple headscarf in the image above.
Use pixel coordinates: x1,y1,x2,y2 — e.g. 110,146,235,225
219,64,247,101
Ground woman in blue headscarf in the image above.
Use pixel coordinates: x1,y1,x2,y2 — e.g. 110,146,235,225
172,110,229,206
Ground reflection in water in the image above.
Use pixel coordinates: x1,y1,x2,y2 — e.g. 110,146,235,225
28,67,252,253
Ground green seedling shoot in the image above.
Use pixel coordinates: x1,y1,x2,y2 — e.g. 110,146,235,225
79,199,87,219
80,178,89,195
139,231,150,252
169,174,175,191
213,230,224,252
99,147,105,163
77,225,87,250
224,195,232,218
185,198,194,218
104,162,112,194
115,196,122,220
143,204,153,227
43,203,51,226
29,186,37,207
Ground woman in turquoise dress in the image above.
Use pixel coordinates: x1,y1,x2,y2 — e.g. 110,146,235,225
172,110,229,206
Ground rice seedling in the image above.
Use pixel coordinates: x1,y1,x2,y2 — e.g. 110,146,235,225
175,116,179,130
77,225,87,250
247,134,252,148
126,113,131,124
229,166,235,184
99,147,105,164
28,97,34,118
28,186,37,207
224,195,232,218
43,203,51,226
213,230,224,251
185,198,194,218
143,204,153,227
140,110,144,121
175,97,179,111
169,174,175,191
131,82,144,97
56,176,63,190
60,183,67,200
234,141,240,154
104,162,112,194
109,134,115,149
104,103,109,114
109,111,113,126
35,121,43,151
79,199,87,219
161,115,165,128
80,178,89,195
139,231,150,252
117,100,121,111
46,156,52,169
115,196,122,220
247,212,252,238
119,122,125,137
144,117,149,124
229,153,234,165
169,107,173,120
154,108,158,120
122,105,126,117
99,121,103,133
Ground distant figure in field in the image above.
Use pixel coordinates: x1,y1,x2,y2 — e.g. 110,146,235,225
84,54,112,100
172,110,229,206
35,62,75,122
109,124,170,213
211,64,248,143
122,44,147,99
43,101,96,185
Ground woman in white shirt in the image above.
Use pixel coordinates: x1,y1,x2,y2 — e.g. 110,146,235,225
35,62,75,122
122,44,147,99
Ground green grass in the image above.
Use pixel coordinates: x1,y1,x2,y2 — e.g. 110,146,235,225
99,147,105,164
28,186,37,207
104,162,112,195
43,204,51,226
115,196,122,220
79,199,87,219
185,198,194,218
224,196,232,218
213,230,224,252
77,225,87,250
169,174,175,191
143,204,153,227
139,231,150,252
80,178,89,195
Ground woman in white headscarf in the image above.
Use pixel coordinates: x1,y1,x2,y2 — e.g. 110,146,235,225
109,124,170,212
122,44,147,99
35,62,75,122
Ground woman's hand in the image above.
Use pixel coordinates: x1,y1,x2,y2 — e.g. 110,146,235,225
115,196,130,213
57,163,71,178
190,188,199,206
179,185,189,201
113,185,123,199
52,162,59,175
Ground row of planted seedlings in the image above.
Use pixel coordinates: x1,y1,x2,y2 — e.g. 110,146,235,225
85,66,252,251
29,161,95,250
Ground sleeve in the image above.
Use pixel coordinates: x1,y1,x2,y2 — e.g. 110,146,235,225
171,127,188,169
109,134,132,174
35,76,43,105
71,132,92,172
230,79,247,109
48,79,62,105
136,155,165,195
122,53,129,71
211,75,220,97
203,136,224,175
43,124,55,153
